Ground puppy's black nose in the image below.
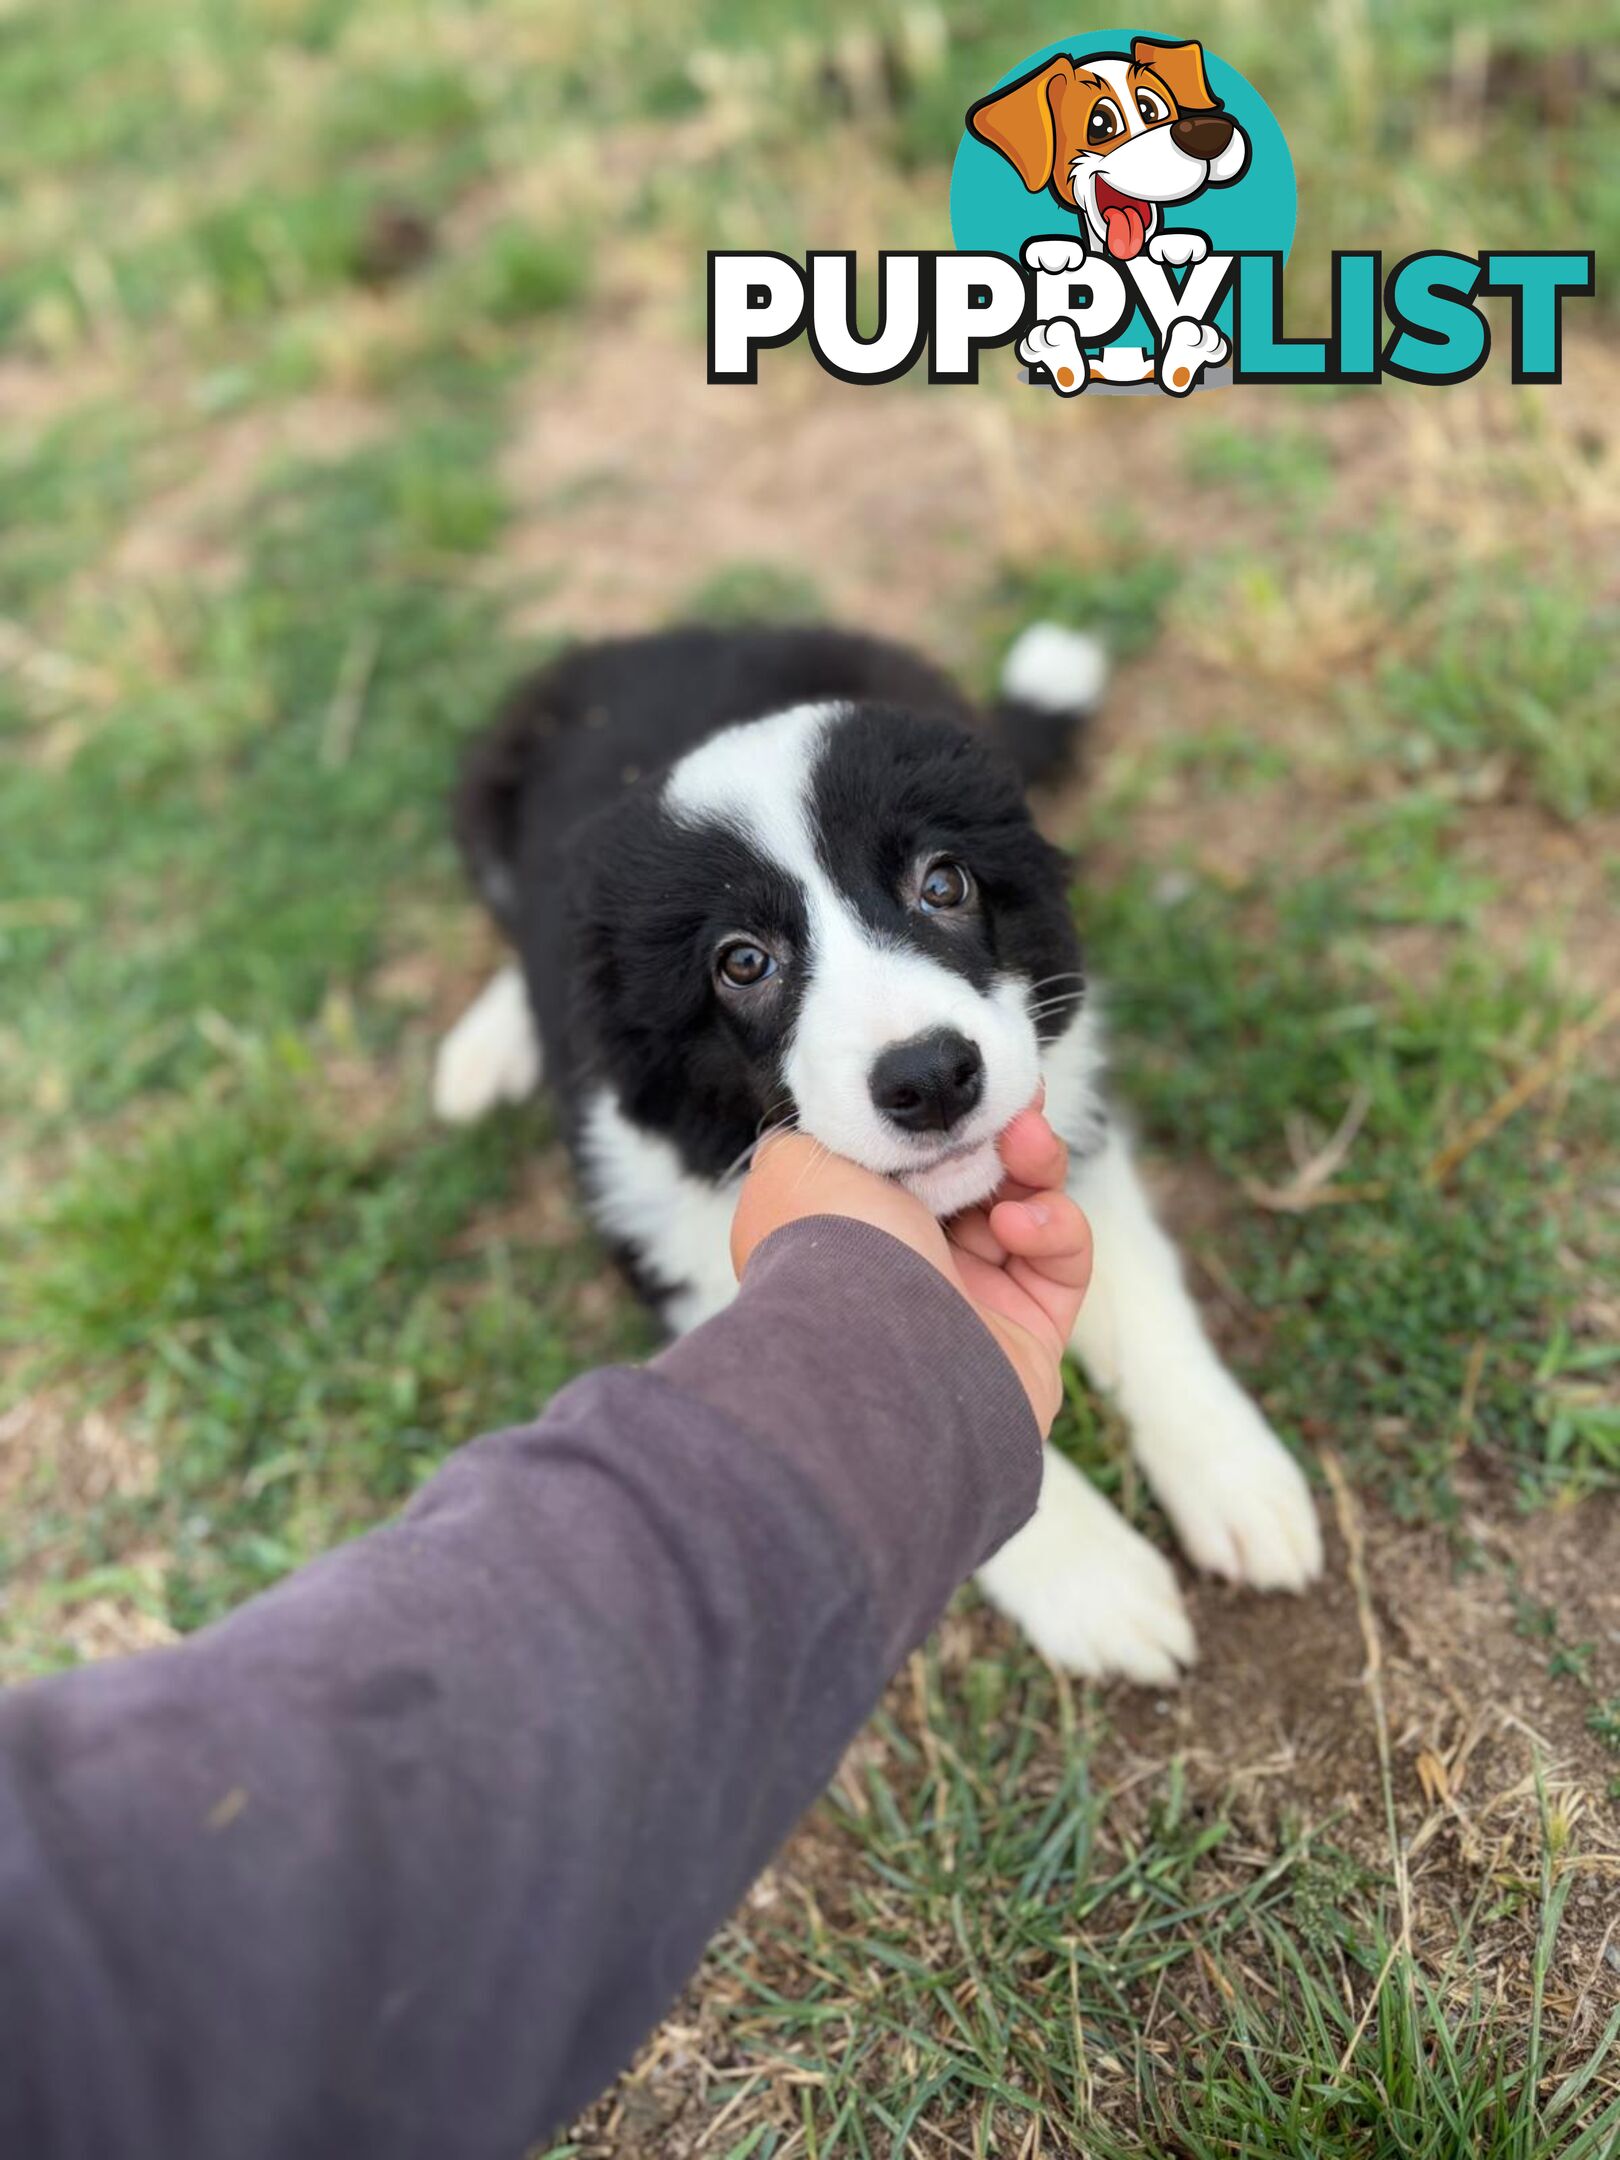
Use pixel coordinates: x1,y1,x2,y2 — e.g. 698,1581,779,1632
869,1029,984,1135
1171,112,1234,159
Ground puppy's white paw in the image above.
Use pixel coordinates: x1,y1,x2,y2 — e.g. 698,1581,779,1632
1018,319,1089,396
976,1452,1196,1684
1138,1382,1322,1592
1022,234,1089,275
1147,229,1209,268
431,964,542,1124
1157,317,1228,395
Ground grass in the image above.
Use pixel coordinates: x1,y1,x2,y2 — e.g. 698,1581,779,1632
684,560,828,624
3,0,1618,2150
1372,576,1618,821
1071,864,1619,1514
5,1053,643,1655
1183,420,1336,509
988,545,1184,665
551,1654,1620,2157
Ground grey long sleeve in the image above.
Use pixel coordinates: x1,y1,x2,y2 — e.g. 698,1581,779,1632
0,1216,1041,2160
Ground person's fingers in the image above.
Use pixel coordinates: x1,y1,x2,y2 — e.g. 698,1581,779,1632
943,1205,1005,1267
730,1132,947,1281
986,1190,1093,1290
994,1106,1069,1197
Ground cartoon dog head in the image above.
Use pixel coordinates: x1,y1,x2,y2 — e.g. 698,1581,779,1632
967,37,1249,261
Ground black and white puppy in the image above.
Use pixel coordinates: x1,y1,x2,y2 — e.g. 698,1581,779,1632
434,623,1321,1683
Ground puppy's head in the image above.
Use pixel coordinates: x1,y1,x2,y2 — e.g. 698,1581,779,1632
570,702,1082,1216
968,37,1250,260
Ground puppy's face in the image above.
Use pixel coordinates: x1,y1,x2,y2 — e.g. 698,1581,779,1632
571,702,1082,1216
968,36,1250,260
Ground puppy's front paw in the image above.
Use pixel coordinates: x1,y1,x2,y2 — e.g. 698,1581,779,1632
1018,319,1089,396
1147,229,1209,268
1140,1385,1322,1592
977,1461,1196,1685
431,964,542,1124
1022,234,1089,276
1158,317,1227,394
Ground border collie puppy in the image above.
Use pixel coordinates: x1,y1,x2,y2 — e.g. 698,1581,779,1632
434,623,1321,1683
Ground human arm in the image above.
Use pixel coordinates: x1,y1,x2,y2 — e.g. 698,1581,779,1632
0,1115,1086,2160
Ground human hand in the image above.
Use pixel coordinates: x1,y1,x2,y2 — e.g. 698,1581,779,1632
731,1103,1091,1434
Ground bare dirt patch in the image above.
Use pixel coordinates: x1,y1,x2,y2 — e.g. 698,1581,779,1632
500,328,1013,659
0,1386,176,1668
0,1385,156,1519
109,391,384,587
1110,1491,1619,1861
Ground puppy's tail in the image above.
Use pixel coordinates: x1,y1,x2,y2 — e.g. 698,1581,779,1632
990,621,1108,787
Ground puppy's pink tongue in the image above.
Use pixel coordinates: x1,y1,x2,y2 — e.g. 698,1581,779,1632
1103,202,1146,258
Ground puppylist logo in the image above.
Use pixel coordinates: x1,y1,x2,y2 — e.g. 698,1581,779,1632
709,28,1594,396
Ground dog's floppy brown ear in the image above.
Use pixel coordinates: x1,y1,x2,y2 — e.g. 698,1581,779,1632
1132,35,1221,112
967,57,1076,192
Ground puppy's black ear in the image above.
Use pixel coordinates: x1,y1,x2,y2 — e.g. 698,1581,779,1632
452,692,549,931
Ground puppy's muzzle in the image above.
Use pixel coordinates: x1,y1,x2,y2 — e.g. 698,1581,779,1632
869,1028,984,1136
1170,112,1234,160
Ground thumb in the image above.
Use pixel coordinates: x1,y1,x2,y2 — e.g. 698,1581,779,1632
730,1134,948,1281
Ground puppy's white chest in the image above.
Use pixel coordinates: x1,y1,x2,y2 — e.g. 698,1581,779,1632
578,1087,741,1333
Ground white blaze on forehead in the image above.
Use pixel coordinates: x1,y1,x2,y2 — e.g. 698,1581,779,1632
663,700,1041,1209
664,699,836,870
1087,55,1136,110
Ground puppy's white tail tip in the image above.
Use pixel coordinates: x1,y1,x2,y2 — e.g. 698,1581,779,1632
1000,621,1109,714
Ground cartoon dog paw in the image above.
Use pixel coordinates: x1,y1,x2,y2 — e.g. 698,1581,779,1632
1022,235,1089,275
1147,230,1209,269
1018,318,1089,395
1158,317,1228,395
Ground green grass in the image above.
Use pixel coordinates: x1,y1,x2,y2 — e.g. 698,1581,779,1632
465,221,593,325
1069,864,1617,1514
5,1053,645,1659
1184,419,1336,509
989,544,1184,665
1372,577,1617,821
683,560,828,624
0,402,153,606
615,1657,1620,2159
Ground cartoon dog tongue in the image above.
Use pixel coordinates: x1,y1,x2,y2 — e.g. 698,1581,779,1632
1102,199,1148,259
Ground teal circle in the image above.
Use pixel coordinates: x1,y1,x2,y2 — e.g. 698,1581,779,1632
949,28,1295,348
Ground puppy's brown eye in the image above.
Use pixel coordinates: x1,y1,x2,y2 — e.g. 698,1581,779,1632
1087,99,1123,144
919,860,972,912
1135,88,1168,124
717,941,776,988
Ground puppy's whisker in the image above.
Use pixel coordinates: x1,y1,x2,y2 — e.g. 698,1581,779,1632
787,1136,832,1201
721,1113,802,1185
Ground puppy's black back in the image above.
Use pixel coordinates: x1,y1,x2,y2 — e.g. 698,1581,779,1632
453,625,975,933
